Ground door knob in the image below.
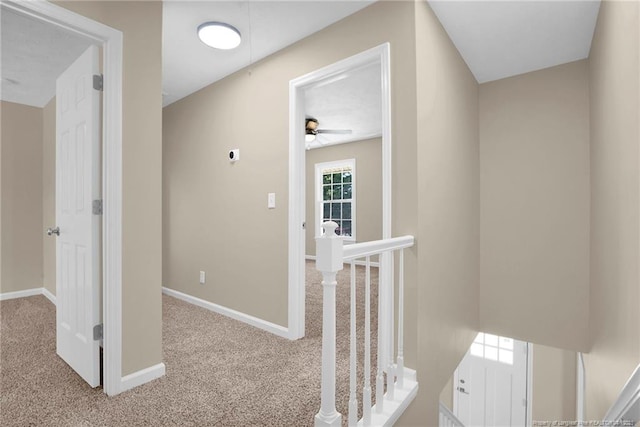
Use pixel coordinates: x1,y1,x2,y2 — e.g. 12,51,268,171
47,227,60,236
457,386,469,395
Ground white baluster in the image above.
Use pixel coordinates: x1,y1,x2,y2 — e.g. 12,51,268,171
376,256,385,414
315,222,343,427
363,256,372,426
397,249,405,389
387,251,395,401
439,412,444,427
348,260,357,427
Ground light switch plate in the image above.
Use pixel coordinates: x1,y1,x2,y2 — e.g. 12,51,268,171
268,193,276,209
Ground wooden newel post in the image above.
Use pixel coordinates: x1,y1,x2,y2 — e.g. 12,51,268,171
315,221,343,427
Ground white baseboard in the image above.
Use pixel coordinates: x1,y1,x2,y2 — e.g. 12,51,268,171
42,288,56,305
403,366,417,382
120,362,166,393
162,287,290,339
358,377,419,427
0,287,57,305
0,287,45,301
305,255,380,268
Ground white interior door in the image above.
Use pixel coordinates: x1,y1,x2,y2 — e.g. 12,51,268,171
454,333,528,427
55,45,101,387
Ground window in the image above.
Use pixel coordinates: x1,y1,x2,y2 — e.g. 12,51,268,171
470,333,514,365
315,159,355,241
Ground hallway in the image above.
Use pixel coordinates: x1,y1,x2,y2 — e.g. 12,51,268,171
0,262,379,426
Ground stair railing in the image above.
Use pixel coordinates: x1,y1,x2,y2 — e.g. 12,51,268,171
315,221,417,427
439,402,465,427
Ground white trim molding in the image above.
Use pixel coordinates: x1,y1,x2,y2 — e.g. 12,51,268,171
603,363,640,423
42,288,57,305
289,43,392,341
0,287,57,305
360,374,419,427
2,0,124,396
577,352,585,423
526,343,533,427
0,288,43,301
120,363,166,393
162,287,290,339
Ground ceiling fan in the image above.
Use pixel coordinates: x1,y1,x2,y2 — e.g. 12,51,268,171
305,117,352,143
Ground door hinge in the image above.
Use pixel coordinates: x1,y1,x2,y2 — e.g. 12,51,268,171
93,74,104,91
92,199,103,215
93,324,103,341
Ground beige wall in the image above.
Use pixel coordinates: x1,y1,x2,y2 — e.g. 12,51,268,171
401,2,480,425
439,376,454,410
479,60,591,352
0,101,44,294
163,1,419,341
305,138,382,256
42,98,56,296
586,0,640,419
162,0,452,413
57,1,163,377
532,344,577,422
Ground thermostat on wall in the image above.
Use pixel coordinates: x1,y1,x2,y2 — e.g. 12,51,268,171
229,149,239,162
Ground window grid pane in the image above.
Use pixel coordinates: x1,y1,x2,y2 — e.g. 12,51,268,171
470,333,516,365
484,334,498,347
499,337,514,350
318,163,354,238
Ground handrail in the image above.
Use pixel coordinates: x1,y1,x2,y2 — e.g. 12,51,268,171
343,235,414,260
314,221,418,426
603,363,640,423
439,402,465,427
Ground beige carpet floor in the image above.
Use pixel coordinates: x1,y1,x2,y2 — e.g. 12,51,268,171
0,261,380,426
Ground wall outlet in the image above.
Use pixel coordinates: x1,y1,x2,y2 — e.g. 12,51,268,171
199,271,206,284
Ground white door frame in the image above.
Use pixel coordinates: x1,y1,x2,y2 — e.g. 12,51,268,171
288,43,392,340
2,0,124,396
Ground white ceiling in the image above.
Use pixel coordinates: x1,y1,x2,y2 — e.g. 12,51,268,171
304,61,382,150
1,1,603,112
162,1,375,106
427,0,601,83
0,7,93,108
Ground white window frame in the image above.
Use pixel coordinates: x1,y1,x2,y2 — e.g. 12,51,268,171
315,159,356,242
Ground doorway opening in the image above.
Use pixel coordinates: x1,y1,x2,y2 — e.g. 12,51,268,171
2,0,123,396
288,43,392,340
451,332,532,427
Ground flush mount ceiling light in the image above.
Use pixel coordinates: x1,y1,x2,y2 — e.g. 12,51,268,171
197,22,241,50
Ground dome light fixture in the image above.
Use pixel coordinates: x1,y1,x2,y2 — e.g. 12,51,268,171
197,22,241,50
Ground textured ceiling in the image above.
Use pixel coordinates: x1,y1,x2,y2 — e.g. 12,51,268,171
304,61,381,150
427,0,601,83
0,6,93,108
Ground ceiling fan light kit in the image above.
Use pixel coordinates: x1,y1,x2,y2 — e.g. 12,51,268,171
197,22,242,50
305,118,319,141
304,117,354,148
